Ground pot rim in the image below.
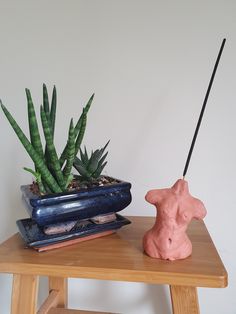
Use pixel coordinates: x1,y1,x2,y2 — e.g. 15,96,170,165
21,175,132,206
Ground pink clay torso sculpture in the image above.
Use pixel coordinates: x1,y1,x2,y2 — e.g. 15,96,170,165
143,179,207,260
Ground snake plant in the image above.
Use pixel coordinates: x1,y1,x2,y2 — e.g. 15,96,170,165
73,141,109,182
1,85,94,195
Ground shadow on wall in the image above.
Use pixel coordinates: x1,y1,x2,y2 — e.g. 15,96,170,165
69,279,172,314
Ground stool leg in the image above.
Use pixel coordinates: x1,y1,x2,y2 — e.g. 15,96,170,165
48,277,68,308
170,285,200,314
11,274,39,314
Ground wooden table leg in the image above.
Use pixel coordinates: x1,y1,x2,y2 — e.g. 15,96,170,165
170,285,200,314
48,277,68,308
11,274,39,314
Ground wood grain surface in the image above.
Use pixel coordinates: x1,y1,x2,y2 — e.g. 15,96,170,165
11,274,38,314
170,285,200,314
0,217,227,288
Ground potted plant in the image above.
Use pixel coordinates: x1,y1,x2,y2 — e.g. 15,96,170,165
1,85,131,250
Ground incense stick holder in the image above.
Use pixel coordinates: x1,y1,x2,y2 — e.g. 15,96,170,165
143,179,207,260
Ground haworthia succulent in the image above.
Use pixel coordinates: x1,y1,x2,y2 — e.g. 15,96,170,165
40,106,66,191
63,119,75,186
87,149,102,174
93,161,107,178
26,89,44,159
73,141,109,181
84,146,89,162
73,156,91,178
79,147,88,165
0,102,62,193
96,140,110,161
96,151,108,171
87,141,109,174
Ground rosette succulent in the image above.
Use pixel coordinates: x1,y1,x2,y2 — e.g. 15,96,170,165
73,141,109,182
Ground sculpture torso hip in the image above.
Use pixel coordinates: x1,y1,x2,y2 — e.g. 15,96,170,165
143,179,207,260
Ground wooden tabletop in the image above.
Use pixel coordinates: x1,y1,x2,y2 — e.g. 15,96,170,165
0,216,227,288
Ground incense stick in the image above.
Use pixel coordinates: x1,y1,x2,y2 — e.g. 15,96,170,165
182,38,226,179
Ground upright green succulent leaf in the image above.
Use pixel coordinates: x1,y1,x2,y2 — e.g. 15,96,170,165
60,94,94,167
60,111,86,167
74,109,87,156
85,93,94,113
63,119,75,186
0,102,62,193
42,83,52,175
42,181,52,194
43,83,50,115
26,89,44,160
65,174,73,188
40,105,66,191
44,85,57,167
50,85,57,138
74,93,94,135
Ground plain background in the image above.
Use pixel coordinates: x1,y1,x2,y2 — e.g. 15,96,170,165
0,1,235,313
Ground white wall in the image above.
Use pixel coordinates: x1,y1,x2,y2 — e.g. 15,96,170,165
0,1,235,313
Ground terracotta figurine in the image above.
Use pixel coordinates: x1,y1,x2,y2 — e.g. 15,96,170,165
143,179,207,260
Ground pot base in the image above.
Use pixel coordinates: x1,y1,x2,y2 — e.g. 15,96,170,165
16,214,131,251
34,230,115,252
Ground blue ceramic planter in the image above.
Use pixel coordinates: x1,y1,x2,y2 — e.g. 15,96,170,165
21,177,132,227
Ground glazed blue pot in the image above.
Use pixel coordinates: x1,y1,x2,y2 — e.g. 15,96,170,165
21,177,132,227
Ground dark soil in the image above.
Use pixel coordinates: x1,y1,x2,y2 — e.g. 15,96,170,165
69,176,119,190
30,176,120,196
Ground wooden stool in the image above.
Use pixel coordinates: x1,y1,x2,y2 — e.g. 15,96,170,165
0,216,228,314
